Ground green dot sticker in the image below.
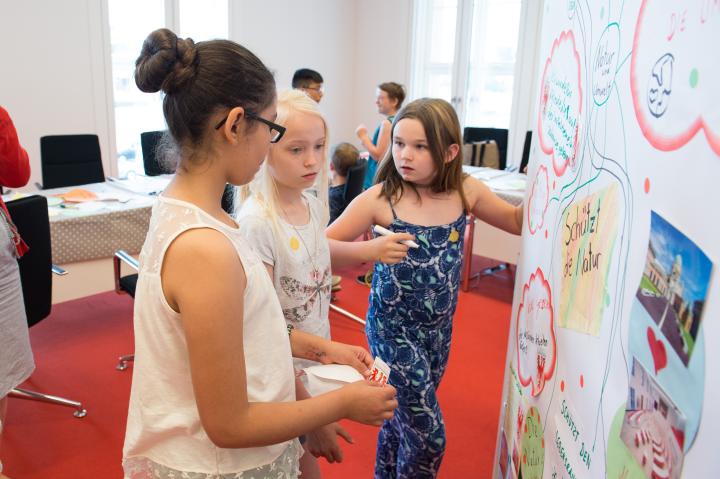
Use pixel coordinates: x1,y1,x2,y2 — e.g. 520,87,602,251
520,406,545,479
690,68,699,88
605,404,645,478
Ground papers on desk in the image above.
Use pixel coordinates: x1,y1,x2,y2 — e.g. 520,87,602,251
465,166,511,181
485,175,527,191
53,188,133,205
53,188,99,202
107,175,170,196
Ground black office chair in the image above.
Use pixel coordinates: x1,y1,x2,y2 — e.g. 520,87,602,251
113,250,138,371
222,184,235,215
343,159,367,206
141,130,173,176
462,127,509,170
6,195,87,417
520,131,532,173
39,134,105,189
325,159,369,326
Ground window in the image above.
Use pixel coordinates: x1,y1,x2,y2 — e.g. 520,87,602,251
411,0,459,103
108,0,166,178
464,0,522,127
411,0,522,128
107,0,228,177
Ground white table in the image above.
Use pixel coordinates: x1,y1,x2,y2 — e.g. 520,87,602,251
461,166,526,291
3,175,171,302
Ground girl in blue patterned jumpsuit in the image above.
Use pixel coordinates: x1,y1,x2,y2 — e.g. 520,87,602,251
327,98,523,478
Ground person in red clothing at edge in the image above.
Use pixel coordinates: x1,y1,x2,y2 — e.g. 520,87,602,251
0,106,34,479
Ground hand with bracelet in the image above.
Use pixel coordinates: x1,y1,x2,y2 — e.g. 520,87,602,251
288,327,372,377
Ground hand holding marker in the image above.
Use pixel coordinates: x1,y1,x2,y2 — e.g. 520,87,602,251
373,225,419,249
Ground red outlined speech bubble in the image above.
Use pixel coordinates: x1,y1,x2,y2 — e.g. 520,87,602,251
516,267,557,397
528,165,550,235
538,30,583,176
631,0,720,155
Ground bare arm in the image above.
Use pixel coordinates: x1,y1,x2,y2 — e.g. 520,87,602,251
263,262,372,375
162,229,396,449
326,185,414,269
465,176,523,235
356,119,391,160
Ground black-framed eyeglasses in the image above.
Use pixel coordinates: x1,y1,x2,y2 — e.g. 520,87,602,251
214,111,286,143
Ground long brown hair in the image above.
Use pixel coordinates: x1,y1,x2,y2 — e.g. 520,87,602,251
376,98,468,210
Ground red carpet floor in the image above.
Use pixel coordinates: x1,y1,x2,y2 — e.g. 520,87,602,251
2,257,514,478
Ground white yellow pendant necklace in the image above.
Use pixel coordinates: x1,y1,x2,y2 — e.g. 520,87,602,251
281,198,324,311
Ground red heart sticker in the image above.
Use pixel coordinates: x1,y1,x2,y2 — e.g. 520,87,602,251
647,327,667,374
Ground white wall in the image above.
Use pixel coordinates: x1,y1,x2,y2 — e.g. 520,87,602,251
350,0,414,143
0,0,114,187
231,0,413,148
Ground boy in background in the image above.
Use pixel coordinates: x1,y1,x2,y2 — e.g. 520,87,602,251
328,142,360,225
292,68,324,103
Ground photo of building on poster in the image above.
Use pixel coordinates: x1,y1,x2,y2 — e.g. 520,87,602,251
620,358,686,479
636,211,713,366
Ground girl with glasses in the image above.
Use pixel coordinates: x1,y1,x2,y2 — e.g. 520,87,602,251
123,29,397,479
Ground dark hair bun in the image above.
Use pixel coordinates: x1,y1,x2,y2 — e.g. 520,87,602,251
134,28,198,94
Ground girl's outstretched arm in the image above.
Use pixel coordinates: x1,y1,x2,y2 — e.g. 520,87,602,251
162,228,397,449
465,176,524,235
326,185,414,269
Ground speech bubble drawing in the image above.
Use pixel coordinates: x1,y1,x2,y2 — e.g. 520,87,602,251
516,267,557,397
528,165,550,235
538,30,583,176
593,23,621,106
631,0,720,155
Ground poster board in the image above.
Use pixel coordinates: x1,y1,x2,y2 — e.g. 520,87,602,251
494,1,719,478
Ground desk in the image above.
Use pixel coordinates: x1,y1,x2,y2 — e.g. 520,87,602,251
3,175,170,302
42,182,159,264
461,166,526,291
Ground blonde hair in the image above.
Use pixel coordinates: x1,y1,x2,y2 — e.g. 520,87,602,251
237,89,329,225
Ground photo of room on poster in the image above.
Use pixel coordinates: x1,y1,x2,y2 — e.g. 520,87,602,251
620,358,686,479
636,211,713,366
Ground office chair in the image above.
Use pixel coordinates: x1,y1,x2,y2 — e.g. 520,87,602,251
462,127,509,170
6,195,87,417
324,159,369,326
140,130,173,176
520,131,532,173
113,250,138,371
222,184,235,215
343,159,367,206
39,134,105,189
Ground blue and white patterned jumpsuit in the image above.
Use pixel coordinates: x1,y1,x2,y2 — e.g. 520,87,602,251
366,204,466,478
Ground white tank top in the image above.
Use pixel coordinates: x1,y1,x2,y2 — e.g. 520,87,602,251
123,196,298,477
